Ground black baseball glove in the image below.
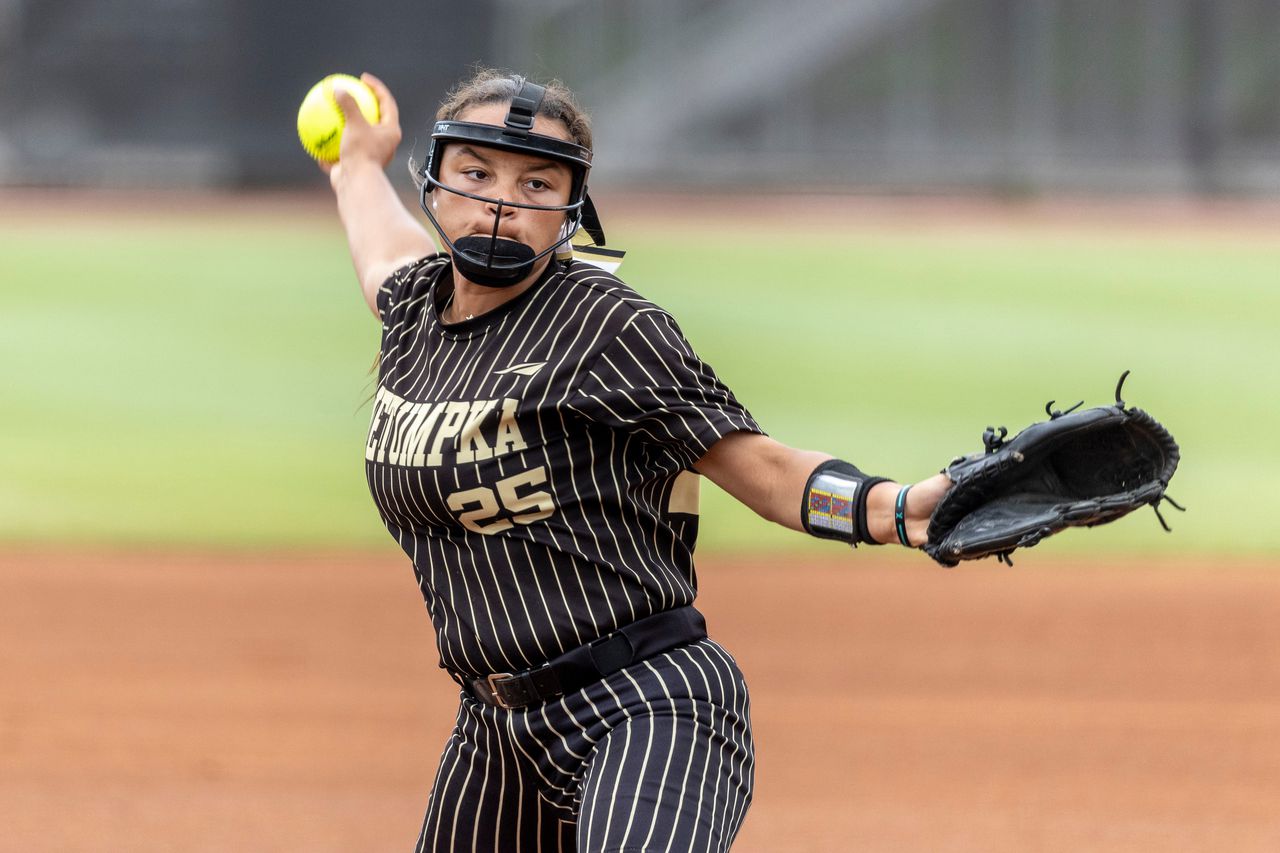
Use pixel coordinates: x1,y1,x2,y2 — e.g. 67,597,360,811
923,372,1182,567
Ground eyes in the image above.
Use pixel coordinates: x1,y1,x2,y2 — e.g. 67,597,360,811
458,167,555,195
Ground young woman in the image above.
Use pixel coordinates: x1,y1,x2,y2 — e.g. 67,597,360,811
321,68,951,852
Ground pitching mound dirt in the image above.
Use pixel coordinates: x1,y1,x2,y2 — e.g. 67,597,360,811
2,549,1278,852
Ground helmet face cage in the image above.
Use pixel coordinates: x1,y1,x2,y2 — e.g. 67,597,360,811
416,79,598,278
426,119,592,205
417,177,585,280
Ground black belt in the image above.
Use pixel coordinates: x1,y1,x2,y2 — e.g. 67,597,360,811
463,606,707,710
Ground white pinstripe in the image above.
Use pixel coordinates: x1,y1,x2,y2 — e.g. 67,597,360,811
410,639,755,852
374,258,758,850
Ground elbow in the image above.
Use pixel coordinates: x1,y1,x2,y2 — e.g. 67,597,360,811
755,444,806,530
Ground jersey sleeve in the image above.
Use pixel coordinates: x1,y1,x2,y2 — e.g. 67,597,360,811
568,309,765,468
376,254,444,324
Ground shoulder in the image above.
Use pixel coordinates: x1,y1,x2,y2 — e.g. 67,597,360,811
383,253,449,296
378,253,450,323
551,259,678,335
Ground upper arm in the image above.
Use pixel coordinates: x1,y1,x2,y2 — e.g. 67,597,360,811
328,158,439,319
372,254,447,335
567,309,764,468
362,256,424,318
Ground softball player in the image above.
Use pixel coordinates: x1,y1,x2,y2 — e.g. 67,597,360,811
321,69,951,852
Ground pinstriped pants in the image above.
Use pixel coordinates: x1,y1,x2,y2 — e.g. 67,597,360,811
414,639,755,853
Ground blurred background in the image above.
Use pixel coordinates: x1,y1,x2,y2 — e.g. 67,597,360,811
3,0,1279,191
3,3,1280,851
2,0,1278,555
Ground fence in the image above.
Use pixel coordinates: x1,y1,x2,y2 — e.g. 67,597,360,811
496,0,1280,193
3,0,1277,193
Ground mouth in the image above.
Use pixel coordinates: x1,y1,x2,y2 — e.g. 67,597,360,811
468,230,521,242
454,234,536,265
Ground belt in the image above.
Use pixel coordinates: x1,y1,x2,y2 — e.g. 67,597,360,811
464,606,707,710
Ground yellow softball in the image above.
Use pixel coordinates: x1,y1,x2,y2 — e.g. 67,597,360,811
297,74,380,163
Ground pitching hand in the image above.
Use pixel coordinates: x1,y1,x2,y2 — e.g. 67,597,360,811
320,72,402,179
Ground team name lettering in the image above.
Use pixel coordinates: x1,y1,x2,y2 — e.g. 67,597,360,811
367,387,528,467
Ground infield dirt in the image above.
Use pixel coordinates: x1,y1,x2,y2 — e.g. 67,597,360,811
2,550,1278,852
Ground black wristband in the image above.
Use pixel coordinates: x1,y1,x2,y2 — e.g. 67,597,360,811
802,459,891,546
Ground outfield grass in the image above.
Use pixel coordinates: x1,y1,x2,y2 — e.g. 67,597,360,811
2,198,1276,557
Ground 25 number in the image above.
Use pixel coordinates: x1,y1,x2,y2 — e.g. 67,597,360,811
446,466,556,535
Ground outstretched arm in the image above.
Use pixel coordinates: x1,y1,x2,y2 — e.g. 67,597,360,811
693,431,950,547
319,72,437,317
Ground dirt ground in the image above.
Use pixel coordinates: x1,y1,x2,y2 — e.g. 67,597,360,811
2,549,1278,853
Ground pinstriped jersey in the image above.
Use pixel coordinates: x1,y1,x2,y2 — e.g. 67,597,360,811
367,254,763,678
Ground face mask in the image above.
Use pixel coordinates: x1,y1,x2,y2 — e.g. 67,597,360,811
451,228,537,288
416,79,607,287
419,177,575,288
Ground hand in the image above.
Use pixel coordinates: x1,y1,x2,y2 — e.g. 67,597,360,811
319,72,403,181
866,472,953,547
901,472,952,547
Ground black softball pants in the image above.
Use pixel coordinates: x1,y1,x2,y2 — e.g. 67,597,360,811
413,638,755,853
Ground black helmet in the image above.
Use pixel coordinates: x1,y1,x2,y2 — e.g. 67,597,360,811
417,77,606,287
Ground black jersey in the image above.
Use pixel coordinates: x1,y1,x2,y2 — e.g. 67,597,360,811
366,255,763,677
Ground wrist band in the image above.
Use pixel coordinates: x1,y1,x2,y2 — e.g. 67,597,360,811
894,484,912,546
802,459,890,546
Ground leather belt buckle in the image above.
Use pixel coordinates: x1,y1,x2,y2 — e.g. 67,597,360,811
486,672,516,709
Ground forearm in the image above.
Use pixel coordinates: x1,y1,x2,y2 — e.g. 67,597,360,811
742,444,833,532
862,481,902,545
330,160,437,310
695,431,911,545
695,433,831,531
763,450,901,542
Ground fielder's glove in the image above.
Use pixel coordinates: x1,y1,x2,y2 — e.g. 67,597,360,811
923,372,1182,567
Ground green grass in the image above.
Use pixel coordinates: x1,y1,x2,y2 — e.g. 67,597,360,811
1,220,384,547
2,206,1277,557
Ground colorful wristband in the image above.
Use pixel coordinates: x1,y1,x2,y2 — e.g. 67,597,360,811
802,459,890,546
894,484,912,546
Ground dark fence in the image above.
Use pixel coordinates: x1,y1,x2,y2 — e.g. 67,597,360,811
501,0,1280,194
4,0,1279,193
1,0,496,186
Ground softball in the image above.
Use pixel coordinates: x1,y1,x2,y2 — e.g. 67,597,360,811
296,73,380,163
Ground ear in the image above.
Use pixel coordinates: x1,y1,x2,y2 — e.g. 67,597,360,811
554,218,574,261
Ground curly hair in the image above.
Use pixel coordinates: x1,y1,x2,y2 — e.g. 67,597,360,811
436,68,592,150
408,69,592,187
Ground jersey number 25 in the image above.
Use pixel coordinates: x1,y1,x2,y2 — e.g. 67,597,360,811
446,465,556,535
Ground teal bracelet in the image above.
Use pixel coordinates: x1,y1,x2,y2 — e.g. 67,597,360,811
894,484,912,546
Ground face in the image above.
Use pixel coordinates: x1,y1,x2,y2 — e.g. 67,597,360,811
430,102,575,266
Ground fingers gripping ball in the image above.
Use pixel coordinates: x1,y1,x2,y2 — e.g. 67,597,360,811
296,74,380,163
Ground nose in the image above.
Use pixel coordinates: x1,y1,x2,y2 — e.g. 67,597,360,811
483,176,522,218
484,197,517,219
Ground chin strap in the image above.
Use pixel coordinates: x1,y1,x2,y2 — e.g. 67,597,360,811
581,194,606,246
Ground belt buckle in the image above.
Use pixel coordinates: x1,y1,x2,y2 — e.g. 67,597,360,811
486,672,516,710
